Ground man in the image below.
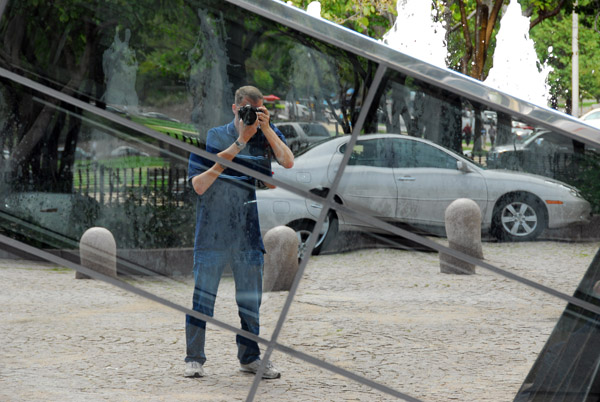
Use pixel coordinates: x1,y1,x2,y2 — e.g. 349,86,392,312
184,86,294,379
462,122,472,146
488,125,497,148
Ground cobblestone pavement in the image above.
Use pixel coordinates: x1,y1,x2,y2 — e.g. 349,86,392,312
1,240,599,402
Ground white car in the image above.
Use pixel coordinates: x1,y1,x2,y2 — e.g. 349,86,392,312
258,134,591,255
580,108,600,129
110,145,150,158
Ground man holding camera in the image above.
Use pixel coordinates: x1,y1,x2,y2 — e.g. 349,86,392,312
184,86,293,379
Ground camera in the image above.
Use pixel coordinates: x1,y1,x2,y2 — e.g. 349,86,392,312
238,104,260,125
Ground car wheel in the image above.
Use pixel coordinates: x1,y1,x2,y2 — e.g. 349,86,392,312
287,212,338,260
492,194,546,242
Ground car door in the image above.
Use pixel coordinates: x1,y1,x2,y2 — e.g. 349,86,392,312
391,138,488,227
334,138,398,226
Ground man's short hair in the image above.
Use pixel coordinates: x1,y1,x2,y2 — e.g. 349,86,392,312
235,86,263,105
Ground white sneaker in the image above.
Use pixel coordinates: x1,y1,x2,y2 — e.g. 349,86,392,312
184,361,204,378
240,359,281,379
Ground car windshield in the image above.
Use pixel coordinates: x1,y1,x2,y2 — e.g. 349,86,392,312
294,135,343,158
300,123,330,137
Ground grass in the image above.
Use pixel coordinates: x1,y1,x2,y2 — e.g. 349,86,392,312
84,156,166,170
130,116,199,136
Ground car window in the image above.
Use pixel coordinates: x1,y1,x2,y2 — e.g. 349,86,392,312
342,139,393,167
583,111,600,120
392,138,457,169
300,123,329,137
533,132,574,151
277,125,298,138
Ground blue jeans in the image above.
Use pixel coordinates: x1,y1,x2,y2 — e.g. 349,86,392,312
185,250,263,365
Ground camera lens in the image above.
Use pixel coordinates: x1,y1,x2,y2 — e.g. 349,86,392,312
239,105,258,125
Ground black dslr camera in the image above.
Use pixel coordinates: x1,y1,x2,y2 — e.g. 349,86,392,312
238,104,261,125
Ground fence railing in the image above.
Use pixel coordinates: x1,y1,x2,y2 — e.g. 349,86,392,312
74,165,191,206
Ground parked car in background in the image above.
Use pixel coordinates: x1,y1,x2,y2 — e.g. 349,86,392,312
140,111,181,123
482,110,497,125
110,145,150,158
257,186,334,259
58,146,92,160
258,134,591,256
580,108,600,129
511,120,535,140
274,122,333,153
486,130,599,178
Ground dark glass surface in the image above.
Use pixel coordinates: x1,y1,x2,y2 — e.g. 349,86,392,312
515,247,600,402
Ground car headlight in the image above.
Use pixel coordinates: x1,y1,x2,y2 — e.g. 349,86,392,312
568,187,582,198
544,180,584,198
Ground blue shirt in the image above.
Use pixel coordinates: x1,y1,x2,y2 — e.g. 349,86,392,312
188,120,287,252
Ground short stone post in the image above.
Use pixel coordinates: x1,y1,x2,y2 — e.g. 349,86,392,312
76,227,117,279
440,198,483,275
263,226,299,292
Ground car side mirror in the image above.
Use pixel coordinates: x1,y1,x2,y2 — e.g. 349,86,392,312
457,160,470,173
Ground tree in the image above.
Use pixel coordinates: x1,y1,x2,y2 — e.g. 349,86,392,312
529,0,600,112
441,0,577,81
0,0,198,193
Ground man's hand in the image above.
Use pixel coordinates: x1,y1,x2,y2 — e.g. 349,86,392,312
238,114,260,144
256,106,270,129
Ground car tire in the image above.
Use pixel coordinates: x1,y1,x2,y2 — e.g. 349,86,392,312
287,211,338,260
492,194,546,242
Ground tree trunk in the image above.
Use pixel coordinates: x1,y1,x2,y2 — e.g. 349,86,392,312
471,4,489,80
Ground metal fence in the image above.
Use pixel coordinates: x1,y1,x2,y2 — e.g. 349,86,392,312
74,165,190,206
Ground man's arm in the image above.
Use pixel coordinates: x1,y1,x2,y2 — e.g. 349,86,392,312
257,108,294,169
261,124,294,169
190,144,241,196
191,121,259,196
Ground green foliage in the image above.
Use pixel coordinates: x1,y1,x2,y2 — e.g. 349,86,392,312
530,2,600,104
287,0,397,38
574,152,600,214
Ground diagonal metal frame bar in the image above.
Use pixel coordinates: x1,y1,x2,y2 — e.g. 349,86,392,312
245,64,389,400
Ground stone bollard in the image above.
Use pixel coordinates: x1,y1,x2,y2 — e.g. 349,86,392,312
263,226,299,292
440,198,483,275
76,227,117,279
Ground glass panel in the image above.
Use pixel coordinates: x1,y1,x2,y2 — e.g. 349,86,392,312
2,0,600,400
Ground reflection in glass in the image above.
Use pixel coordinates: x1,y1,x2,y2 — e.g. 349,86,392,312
1,0,600,400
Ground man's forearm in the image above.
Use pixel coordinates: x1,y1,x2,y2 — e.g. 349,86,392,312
191,142,242,195
262,126,294,168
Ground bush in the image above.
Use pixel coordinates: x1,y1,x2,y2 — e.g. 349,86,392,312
96,188,196,250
